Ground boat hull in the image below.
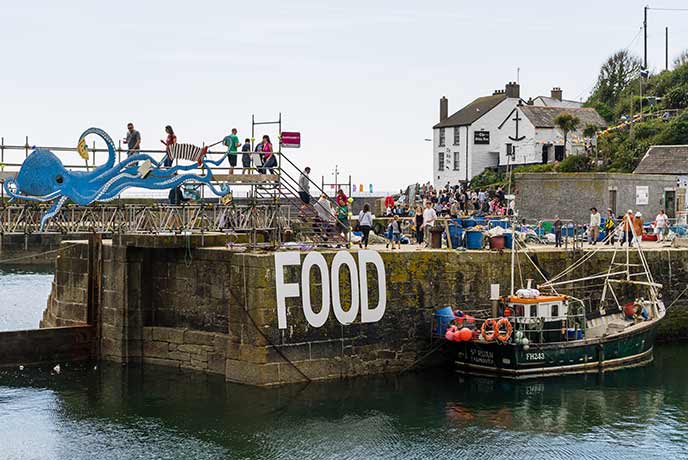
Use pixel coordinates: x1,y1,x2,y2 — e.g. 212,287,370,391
447,320,659,378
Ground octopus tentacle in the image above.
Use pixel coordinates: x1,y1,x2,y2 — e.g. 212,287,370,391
79,128,117,178
39,196,68,231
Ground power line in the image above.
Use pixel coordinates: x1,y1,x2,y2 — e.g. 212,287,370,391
648,7,688,12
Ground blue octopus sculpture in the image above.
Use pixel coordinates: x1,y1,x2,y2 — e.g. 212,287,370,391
3,127,230,229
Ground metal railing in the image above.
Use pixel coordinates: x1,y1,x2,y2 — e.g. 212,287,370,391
0,203,286,235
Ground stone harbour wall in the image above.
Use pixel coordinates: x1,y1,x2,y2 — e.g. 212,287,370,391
44,237,688,386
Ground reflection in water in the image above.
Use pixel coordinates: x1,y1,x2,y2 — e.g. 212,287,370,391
1,346,688,460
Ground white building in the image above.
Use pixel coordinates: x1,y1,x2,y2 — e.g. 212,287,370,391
432,85,606,186
497,105,607,166
433,82,522,187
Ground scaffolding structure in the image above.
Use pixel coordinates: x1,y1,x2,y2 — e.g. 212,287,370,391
0,115,351,247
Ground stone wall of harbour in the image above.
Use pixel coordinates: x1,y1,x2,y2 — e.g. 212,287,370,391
42,236,688,386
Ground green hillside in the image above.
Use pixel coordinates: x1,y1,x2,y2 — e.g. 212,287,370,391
586,50,688,172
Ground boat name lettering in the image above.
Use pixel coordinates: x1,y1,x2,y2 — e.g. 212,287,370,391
470,349,494,364
275,250,387,329
526,352,545,361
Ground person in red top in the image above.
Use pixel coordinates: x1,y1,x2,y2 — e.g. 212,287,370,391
160,125,177,167
384,195,395,209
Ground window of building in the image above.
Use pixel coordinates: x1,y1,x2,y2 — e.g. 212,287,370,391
453,151,460,171
439,128,445,146
453,127,460,145
530,304,538,317
506,143,513,157
438,152,445,171
551,303,559,317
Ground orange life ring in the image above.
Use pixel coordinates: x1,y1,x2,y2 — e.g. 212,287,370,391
481,319,497,341
495,318,513,343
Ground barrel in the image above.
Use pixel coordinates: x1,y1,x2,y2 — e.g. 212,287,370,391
434,307,455,335
465,231,484,249
462,218,476,228
503,232,513,248
489,235,506,249
447,222,464,248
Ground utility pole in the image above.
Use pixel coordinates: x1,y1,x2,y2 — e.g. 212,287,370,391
665,27,669,71
643,5,648,70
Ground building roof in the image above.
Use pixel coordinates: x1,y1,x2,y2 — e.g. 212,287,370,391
520,106,608,129
634,145,688,175
433,94,507,129
532,96,583,109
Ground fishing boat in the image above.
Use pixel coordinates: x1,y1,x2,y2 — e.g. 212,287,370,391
436,228,666,378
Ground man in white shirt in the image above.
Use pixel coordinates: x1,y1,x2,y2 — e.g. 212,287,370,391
589,207,601,245
422,201,437,247
655,209,669,241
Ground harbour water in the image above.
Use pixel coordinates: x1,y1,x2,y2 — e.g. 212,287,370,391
1,267,688,460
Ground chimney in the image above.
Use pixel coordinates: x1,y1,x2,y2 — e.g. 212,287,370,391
526,97,534,105
551,87,562,101
492,89,505,96
505,81,520,98
440,96,448,121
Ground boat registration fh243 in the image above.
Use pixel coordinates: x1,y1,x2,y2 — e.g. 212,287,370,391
274,250,387,329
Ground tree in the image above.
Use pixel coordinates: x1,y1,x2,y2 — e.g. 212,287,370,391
554,112,581,158
590,50,642,108
674,49,688,69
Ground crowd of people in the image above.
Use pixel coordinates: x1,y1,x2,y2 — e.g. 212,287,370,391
381,182,513,219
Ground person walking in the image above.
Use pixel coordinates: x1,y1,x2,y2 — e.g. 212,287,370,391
414,205,424,245
160,125,177,167
655,209,669,242
390,215,402,250
422,201,437,247
553,215,563,248
241,138,252,174
315,194,334,239
604,209,617,245
633,212,644,246
298,167,311,205
222,128,241,175
124,122,141,157
335,188,349,235
358,203,374,249
621,210,634,247
589,207,601,245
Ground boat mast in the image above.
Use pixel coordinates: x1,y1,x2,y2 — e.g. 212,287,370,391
510,218,516,295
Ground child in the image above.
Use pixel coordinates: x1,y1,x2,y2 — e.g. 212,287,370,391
241,138,252,174
390,215,402,250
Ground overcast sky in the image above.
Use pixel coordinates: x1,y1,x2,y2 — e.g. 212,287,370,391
2,0,687,192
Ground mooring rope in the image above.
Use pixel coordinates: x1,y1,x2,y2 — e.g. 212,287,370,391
0,242,82,265
236,253,312,383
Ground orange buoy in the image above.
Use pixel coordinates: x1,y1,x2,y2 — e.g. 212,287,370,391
452,329,463,342
495,318,513,343
445,325,457,341
503,307,512,317
459,327,473,342
481,319,498,341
